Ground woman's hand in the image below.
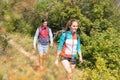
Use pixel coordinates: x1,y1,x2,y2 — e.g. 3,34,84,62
55,53,60,66
79,57,83,63
55,59,59,66
78,52,83,63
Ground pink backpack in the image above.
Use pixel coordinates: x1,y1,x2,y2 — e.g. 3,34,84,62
39,27,49,38
38,26,49,45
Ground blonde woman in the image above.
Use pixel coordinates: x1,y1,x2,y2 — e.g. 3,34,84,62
55,19,83,80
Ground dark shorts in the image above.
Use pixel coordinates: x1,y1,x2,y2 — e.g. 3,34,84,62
60,56,77,65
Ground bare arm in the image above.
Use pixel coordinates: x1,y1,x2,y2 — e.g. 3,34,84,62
78,51,83,63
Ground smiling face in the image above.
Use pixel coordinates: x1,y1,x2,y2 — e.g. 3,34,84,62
69,21,78,33
65,19,79,33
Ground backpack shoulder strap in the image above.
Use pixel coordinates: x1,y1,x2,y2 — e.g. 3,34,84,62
76,33,80,40
38,26,49,33
38,26,42,33
47,27,50,37
48,27,50,33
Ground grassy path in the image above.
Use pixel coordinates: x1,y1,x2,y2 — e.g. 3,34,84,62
0,33,83,80
8,39,37,61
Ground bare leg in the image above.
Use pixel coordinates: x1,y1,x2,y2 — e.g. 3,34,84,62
66,65,75,80
71,64,75,71
61,60,73,80
39,54,44,70
43,55,47,67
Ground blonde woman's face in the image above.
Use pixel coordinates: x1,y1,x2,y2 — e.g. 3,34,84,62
69,21,78,33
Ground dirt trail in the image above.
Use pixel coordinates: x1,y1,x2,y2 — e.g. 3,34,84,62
8,39,37,61
7,39,48,80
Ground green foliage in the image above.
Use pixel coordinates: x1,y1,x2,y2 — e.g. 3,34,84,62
78,57,119,80
48,1,86,32
0,35,8,54
0,0,120,79
109,12,120,32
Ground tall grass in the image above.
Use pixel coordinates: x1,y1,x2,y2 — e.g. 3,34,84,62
1,32,119,80
0,32,82,80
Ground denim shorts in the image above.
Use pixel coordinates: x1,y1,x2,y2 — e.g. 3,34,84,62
38,43,48,55
60,56,77,65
